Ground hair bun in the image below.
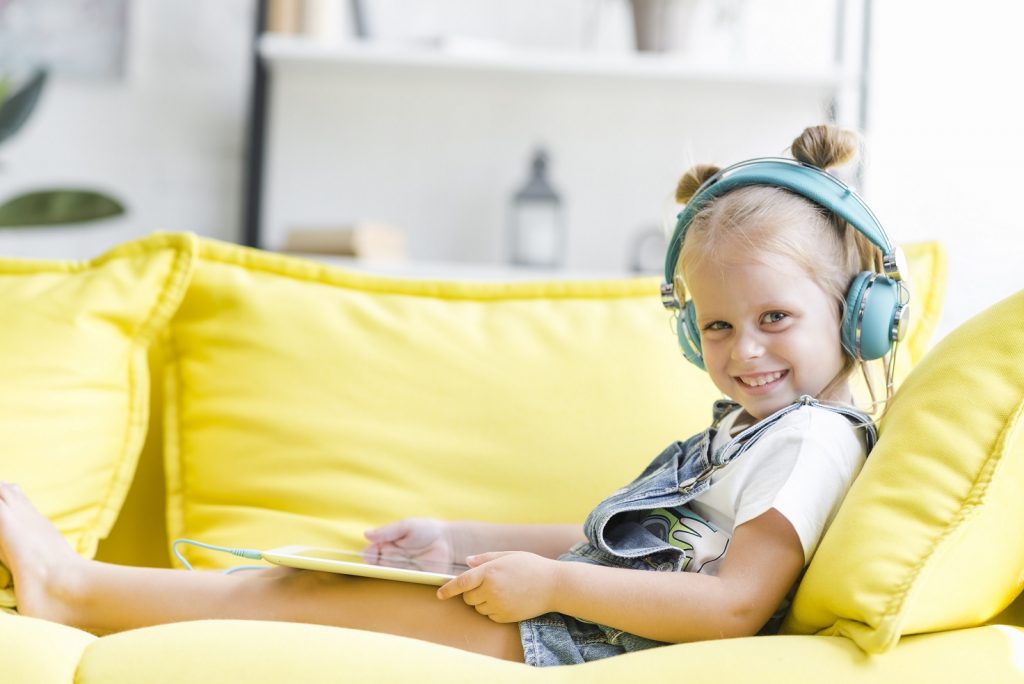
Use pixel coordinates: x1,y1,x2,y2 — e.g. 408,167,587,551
790,125,860,170
675,164,721,204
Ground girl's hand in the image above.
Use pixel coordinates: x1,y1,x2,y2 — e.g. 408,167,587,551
436,551,561,623
362,517,454,567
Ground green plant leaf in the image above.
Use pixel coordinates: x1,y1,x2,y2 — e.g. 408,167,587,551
0,68,48,147
0,189,126,227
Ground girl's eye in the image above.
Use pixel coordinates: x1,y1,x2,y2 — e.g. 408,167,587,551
703,320,730,332
762,311,787,325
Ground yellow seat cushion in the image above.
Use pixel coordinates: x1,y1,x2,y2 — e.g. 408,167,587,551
0,233,195,606
71,610,1024,683
163,237,945,569
0,611,95,681
785,288,1024,652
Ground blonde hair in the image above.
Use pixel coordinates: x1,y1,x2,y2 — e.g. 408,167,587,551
674,125,892,413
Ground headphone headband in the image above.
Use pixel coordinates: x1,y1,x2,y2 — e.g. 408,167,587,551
662,157,899,290
661,155,910,367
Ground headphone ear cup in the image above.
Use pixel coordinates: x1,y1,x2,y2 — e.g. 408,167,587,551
677,300,706,370
842,272,901,361
841,272,870,358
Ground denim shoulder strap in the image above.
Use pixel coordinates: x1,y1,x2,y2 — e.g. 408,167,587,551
806,399,878,452
713,395,877,466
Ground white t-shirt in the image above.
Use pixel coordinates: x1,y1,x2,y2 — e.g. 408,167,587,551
687,405,869,570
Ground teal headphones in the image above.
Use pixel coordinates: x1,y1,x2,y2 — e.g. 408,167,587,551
661,158,910,370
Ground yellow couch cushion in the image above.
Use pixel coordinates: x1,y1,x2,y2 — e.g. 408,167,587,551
162,237,721,567
0,611,95,682
69,617,1024,683
0,233,195,605
785,288,1024,652
163,237,945,570
76,620,532,683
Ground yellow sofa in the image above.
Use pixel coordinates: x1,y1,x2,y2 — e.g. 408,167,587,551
3,232,1023,683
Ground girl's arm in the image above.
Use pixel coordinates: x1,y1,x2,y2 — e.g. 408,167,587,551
448,521,585,560
438,508,804,643
364,519,584,566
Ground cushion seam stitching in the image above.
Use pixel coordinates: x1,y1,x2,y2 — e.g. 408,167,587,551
195,240,658,302
83,234,196,550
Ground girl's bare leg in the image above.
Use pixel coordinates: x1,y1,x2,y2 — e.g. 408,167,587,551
0,483,523,661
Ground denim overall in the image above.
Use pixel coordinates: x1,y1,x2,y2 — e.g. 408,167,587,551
519,395,876,667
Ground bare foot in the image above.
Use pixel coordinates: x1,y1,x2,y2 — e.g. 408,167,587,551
0,482,86,625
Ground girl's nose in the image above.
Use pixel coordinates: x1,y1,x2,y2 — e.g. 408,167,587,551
731,327,765,361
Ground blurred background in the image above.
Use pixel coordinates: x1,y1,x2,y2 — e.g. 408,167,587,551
0,0,1020,336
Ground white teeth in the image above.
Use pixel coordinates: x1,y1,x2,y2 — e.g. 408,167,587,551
739,371,783,387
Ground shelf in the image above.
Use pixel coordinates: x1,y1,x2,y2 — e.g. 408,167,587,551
258,34,852,89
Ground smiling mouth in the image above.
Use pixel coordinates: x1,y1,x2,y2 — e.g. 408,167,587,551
736,370,788,388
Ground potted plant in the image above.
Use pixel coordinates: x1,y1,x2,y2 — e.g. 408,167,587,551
0,68,125,227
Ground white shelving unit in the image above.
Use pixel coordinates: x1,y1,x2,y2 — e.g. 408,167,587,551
259,34,852,88
244,3,868,274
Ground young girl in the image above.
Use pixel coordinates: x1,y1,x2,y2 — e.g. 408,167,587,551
0,124,904,666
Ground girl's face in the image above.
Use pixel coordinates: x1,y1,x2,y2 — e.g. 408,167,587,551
685,249,849,420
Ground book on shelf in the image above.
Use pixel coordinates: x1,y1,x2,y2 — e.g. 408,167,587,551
266,0,362,41
267,0,303,35
283,224,406,261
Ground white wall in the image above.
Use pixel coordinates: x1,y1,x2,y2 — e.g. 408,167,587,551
1,0,1019,339
864,1,1024,336
0,0,254,258
0,0,837,266
264,63,834,271
263,0,841,272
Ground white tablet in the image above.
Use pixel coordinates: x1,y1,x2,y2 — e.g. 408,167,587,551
261,545,469,586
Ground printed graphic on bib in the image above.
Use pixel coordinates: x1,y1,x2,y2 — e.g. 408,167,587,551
641,506,730,573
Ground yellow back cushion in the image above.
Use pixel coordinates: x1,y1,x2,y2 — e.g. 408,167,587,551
785,288,1024,652
163,237,945,570
0,233,195,605
163,238,721,568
